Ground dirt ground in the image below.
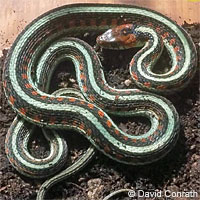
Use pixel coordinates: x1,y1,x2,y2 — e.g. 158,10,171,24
0,22,199,200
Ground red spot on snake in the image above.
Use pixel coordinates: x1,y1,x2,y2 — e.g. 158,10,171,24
104,145,111,153
148,136,154,141
5,147,9,155
154,131,159,136
132,72,138,81
170,71,175,75
33,115,40,122
176,55,181,61
130,58,135,67
144,82,151,87
141,138,146,143
156,27,161,32
162,32,169,39
24,57,30,63
174,65,179,71
106,120,112,128
132,138,137,143
123,136,128,141
75,55,81,61
115,95,120,100
104,85,109,90
98,103,105,109
83,85,87,92
115,129,120,136
21,167,35,175
157,85,166,90
116,154,124,160
109,88,116,93
79,123,85,130
79,100,85,105
25,83,32,89
31,91,38,96
148,22,153,27
89,95,95,102
72,120,78,126
86,129,92,136
9,96,15,105
62,120,67,124
79,64,84,70
3,80,6,88
152,53,158,60
98,110,104,118
19,108,27,115
22,65,28,71
170,38,176,45
125,91,131,95
144,63,149,68
80,73,86,80
57,97,64,101
69,97,76,102
88,103,94,109
21,74,28,79
90,51,96,59
9,157,15,165
174,46,180,52
5,134,8,145
41,96,47,100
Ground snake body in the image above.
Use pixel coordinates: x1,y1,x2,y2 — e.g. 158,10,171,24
3,3,197,199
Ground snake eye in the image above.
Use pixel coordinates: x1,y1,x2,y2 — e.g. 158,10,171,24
121,28,131,36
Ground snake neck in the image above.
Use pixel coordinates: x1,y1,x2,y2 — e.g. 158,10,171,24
130,25,164,72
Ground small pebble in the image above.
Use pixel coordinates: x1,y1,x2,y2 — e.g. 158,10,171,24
124,79,132,86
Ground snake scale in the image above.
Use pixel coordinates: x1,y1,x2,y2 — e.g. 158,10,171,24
2,4,197,200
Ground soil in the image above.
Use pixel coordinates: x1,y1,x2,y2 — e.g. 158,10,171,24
0,22,199,200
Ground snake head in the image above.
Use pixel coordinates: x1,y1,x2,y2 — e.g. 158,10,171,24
97,24,142,49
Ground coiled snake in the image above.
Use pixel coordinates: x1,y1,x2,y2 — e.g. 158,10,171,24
3,4,197,200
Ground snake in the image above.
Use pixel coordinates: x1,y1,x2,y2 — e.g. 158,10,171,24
2,3,197,200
